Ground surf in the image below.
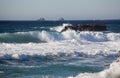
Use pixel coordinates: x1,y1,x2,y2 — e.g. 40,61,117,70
0,21,120,78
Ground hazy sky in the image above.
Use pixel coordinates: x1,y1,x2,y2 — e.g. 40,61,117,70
0,0,120,20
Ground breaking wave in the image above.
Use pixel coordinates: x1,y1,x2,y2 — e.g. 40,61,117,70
0,30,120,43
69,62,120,78
0,31,63,43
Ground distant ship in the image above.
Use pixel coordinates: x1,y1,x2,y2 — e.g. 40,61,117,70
58,17,64,21
38,17,45,21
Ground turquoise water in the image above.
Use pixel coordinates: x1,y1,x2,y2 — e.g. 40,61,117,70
0,20,120,78
0,55,115,78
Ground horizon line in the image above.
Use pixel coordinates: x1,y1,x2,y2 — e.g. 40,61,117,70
0,18,120,21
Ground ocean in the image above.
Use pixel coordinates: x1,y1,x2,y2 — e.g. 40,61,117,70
0,20,120,78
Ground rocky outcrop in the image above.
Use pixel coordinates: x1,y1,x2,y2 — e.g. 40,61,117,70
61,24,107,32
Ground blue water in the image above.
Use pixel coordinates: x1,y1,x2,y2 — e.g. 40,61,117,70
0,20,120,33
0,20,120,78
0,20,120,43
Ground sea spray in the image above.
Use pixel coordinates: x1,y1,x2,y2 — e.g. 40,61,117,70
0,31,120,43
0,21,120,78
68,62,120,78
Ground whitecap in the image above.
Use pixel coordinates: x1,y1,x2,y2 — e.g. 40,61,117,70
68,62,120,78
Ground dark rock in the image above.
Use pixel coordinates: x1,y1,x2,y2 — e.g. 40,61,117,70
61,23,107,32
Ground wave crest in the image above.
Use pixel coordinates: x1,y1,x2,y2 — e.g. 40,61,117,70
0,31,120,43
69,62,120,78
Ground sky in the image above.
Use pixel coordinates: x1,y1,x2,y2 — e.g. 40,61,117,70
0,0,120,20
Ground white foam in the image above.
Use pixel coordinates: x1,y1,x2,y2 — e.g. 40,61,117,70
107,33,120,41
1,30,120,43
69,62,120,78
51,26,120,42
40,31,55,42
12,54,19,59
61,30,108,42
50,23,72,32
0,30,120,60
0,37,120,60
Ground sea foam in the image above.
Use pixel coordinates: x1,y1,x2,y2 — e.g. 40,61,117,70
68,62,120,78
50,23,72,32
0,28,120,60
0,37,120,60
0,30,120,43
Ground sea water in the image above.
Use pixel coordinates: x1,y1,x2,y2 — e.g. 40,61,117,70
0,20,120,78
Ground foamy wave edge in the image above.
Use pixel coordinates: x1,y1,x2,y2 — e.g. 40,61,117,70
0,30,120,43
68,62,120,78
0,49,118,60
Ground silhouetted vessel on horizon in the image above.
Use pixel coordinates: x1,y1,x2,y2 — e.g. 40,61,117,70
58,17,65,21
38,17,45,21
